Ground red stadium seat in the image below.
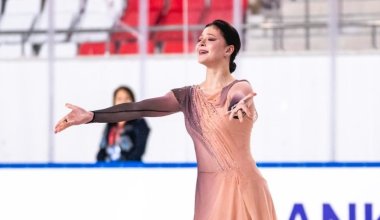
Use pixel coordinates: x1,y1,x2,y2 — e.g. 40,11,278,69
201,0,248,24
154,0,201,53
154,0,183,42
79,0,248,55
156,0,248,54
202,10,233,24
121,0,165,26
162,40,195,53
115,40,155,54
116,0,165,41
188,0,206,24
78,42,109,55
202,0,233,24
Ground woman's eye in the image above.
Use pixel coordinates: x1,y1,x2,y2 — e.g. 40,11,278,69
208,38,216,41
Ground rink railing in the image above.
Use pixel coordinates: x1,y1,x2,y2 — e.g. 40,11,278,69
0,162,379,168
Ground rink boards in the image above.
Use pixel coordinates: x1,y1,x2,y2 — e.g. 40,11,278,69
0,162,379,220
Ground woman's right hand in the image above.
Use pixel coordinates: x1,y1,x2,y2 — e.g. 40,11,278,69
54,103,94,133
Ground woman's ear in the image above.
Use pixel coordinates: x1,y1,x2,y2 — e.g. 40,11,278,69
225,45,235,56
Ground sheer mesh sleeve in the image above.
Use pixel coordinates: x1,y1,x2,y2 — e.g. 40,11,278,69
90,91,181,123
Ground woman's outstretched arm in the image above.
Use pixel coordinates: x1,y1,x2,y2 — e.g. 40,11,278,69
55,91,180,133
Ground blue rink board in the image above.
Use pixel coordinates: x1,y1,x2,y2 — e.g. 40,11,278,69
0,162,380,169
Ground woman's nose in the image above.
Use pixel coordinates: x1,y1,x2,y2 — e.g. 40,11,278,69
199,39,205,46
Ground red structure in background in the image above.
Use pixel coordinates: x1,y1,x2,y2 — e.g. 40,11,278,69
79,0,247,56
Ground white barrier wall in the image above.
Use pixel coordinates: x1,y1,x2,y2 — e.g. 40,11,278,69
0,166,379,220
0,53,379,162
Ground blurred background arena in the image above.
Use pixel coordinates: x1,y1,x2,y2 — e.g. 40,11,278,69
0,0,379,219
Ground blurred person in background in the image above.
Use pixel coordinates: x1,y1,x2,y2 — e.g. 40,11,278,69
55,19,277,220
96,86,150,162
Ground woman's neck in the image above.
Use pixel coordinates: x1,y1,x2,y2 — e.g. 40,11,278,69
201,66,235,91
117,121,126,127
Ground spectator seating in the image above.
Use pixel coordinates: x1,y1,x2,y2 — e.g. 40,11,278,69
76,0,125,56
75,0,125,41
0,0,250,57
78,41,108,55
0,0,42,43
107,0,165,55
29,0,84,43
154,0,205,53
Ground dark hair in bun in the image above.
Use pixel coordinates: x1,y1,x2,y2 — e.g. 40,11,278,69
205,19,241,73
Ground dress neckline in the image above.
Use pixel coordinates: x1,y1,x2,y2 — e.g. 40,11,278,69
195,79,241,106
195,79,238,96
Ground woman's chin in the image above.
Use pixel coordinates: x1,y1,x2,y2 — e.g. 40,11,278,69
197,58,208,65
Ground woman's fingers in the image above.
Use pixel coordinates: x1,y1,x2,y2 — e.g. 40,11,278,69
55,123,65,133
55,117,65,132
241,93,254,104
240,105,252,118
228,109,235,121
65,103,78,110
54,104,76,133
240,93,254,107
227,106,239,120
226,93,255,122
227,108,245,122
54,114,72,133
55,120,65,133
237,109,244,122
228,108,243,121
54,103,93,133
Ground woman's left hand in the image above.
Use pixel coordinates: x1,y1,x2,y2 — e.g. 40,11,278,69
226,93,254,122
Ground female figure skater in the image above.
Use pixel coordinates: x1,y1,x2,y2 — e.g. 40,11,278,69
55,19,277,220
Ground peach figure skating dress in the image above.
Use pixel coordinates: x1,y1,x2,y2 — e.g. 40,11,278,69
91,79,277,220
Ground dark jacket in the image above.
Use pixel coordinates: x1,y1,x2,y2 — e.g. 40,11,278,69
96,119,150,162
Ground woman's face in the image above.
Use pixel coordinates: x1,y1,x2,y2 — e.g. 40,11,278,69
114,89,133,105
196,26,231,66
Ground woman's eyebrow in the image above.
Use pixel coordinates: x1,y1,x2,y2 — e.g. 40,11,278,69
198,33,216,39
